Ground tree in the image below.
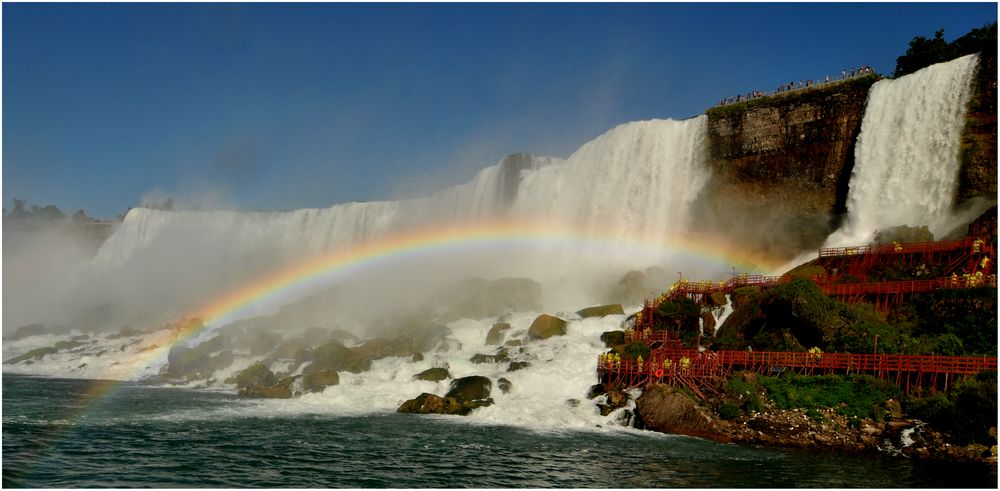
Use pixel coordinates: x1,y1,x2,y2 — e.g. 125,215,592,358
894,23,998,78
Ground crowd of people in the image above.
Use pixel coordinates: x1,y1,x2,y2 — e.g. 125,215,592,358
717,64,878,106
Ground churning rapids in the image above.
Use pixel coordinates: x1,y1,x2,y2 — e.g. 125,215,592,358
3,55,994,487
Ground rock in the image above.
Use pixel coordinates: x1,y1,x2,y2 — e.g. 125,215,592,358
635,385,725,440
10,323,50,340
301,369,339,392
485,322,511,345
576,304,625,318
587,384,606,400
504,339,523,347
234,363,293,398
308,340,372,374
411,352,424,362
397,393,466,415
707,292,728,307
507,361,531,372
470,353,499,364
497,377,512,394
414,367,451,382
445,375,492,402
527,314,567,340
235,362,277,391
884,399,903,420
600,330,626,347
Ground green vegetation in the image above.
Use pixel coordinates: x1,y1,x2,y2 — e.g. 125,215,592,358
894,23,997,78
727,371,901,420
906,372,997,445
621,340,650,361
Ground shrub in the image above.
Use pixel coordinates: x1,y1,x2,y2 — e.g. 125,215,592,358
719,403,741,420
621,340,650,361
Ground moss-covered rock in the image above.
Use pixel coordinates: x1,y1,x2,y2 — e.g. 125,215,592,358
235,362,277,390
302,369,340,392
600,330,626,348
576,304,625,318
527,314,567,340
414,367,451,382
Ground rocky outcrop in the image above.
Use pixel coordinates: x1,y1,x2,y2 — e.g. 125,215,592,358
635,385,727,440
398,375,495,416
956,51,997,205
527,314,567,340
576,304,625,318
234,362,292,398
301,369,339,392
695,76,878,263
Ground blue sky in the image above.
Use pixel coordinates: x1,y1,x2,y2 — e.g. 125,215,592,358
4,2,996,218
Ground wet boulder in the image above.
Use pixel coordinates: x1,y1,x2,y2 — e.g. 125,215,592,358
308,340,372,374
397,393,466,415
301,369,340,393
497,377,513,394
507,361,531,372
445,375,492,402
527,314,567,340
234,362,292,398
576,304,625,318
635,385,725,440
414,367,451,382
485,322,511,345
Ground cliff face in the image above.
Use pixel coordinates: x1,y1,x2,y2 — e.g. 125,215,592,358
957,51,997,205
692,76,879,263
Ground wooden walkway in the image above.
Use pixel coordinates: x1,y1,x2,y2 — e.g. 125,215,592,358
597,348,998,398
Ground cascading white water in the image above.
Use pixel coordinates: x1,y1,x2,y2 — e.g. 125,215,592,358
75,119,708,328
826,54,979,246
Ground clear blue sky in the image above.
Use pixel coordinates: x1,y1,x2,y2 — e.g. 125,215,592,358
4,2,996,218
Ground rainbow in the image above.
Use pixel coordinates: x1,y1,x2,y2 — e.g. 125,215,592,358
90,218,782,381
10,218,784,474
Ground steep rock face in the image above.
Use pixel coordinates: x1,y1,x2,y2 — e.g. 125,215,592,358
957,52,998,205
695,76,878,262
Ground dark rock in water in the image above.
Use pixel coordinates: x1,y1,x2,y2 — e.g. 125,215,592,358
576,304,625,318
236,362,277,390
635,385,724,440
507,361,531,372
600,331,625,348
497,377,512,394
485,322,512,345
411,352,424,362
302,369,339,392
527,314,567,340
234,363,294,399
587,383,607,400
566,399,581,407
445,375,492,401
166,336,233,380
397,393,467,415
53,340,85,351
504,339,523,347
414,367,451,382
470,353,497,364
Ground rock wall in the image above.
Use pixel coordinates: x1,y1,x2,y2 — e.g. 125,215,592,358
956,51,998,206
691,76,879,263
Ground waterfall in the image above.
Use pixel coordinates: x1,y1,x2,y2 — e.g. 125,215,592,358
826,54,979,246
76,118,708,327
